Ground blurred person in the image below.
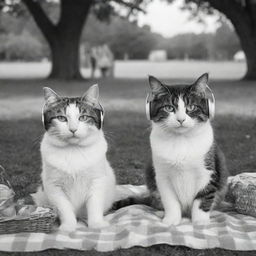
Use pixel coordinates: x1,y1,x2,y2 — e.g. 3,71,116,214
90,47,97,79
80,43,89,68
97,44,114,78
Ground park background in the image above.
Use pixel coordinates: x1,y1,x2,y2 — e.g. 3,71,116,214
0,0,256,256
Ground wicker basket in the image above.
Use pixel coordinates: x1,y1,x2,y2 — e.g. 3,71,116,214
227,172,256,217
0,166,57,234
0,208,57,234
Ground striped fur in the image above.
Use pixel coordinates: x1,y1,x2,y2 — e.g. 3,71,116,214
35,85,116,232
114,74,228,225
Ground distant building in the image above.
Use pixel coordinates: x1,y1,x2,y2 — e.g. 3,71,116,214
148,50,167,61
234,51,245,62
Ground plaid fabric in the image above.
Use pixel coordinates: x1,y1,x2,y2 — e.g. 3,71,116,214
0,185,256,252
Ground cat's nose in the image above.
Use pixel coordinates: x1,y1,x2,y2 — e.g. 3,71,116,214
69,128,77,134
177,118,185,124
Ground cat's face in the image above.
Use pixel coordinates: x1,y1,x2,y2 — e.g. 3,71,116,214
148,73,211,134
42,84,103,145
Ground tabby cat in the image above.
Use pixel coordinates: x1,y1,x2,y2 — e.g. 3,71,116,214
114,73,228,226
33,85,116,232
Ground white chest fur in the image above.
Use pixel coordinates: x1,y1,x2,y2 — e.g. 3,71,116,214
150,122,214,208
41,133,108,175
39,133,115,214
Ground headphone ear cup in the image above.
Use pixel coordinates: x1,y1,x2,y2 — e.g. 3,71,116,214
98,103,104,129
100,110,104,129
146,94,151,120
149,101,152,120
41,105,46,129
208,98,215,119
206,86,215,120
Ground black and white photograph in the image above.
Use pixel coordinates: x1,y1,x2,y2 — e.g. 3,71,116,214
0,0,255,255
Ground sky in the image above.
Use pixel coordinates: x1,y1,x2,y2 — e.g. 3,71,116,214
137,0,219,37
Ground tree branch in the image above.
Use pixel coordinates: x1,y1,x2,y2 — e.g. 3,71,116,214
245,0,256,32
206,0,252,29
22,0,56,43
111,0,146,14
206,0,256,55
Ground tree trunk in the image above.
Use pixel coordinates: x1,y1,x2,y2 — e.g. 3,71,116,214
23,0,93,80
49,26,82,80
206,0,256,80
225,3,256,80
48,0,93,80
240,34,256,80
49,37,81,80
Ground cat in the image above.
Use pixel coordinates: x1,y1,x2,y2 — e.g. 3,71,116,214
113,73,228,226
33,84,116,232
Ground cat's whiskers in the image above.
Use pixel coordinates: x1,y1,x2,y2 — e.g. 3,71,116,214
32,134,44,149
159,122,171,134
146,125,152,132
103,131,115,143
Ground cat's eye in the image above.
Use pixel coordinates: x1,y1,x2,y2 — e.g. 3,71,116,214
187,105,198,112
56,115,67,122
164,105,175,112
79,115,89,122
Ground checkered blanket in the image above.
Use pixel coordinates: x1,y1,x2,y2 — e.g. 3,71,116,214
0,186,256,252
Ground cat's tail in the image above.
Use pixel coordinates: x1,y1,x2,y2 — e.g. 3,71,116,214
213,200,234,211
113,184,153,210
212,186,234,211
112,196,153,210
112,195,234,214
112,190,163,211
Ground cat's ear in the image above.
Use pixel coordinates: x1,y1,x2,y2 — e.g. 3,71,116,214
192,73,209,94
82,84,99,105
148,75,167,94
43,87,60,104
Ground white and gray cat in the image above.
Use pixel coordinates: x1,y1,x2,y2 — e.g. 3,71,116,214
114,73,228,225
33,84,116,232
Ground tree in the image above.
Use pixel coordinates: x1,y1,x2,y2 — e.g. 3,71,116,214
0,0,146,80
0,31,44,61
83,16,157,59
164,33,213,60
21,0,93,80
170,0,256,80
213,21,240,60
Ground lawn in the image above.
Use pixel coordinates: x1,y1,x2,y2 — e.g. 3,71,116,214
0,76,256,256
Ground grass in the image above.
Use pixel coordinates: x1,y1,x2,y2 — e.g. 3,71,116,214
0,77,256,255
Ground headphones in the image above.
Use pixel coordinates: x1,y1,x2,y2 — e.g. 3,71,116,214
41,104,105,130
146,85,215,121
98,104,105,129
205,86,215,120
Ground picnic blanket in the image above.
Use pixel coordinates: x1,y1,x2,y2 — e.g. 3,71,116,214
0,185,256,252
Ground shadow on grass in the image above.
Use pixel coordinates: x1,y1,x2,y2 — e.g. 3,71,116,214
0,245,256,256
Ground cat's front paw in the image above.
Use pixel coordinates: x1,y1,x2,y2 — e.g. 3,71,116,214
88,219,109,229
162,213,182,226
59,223,77,232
